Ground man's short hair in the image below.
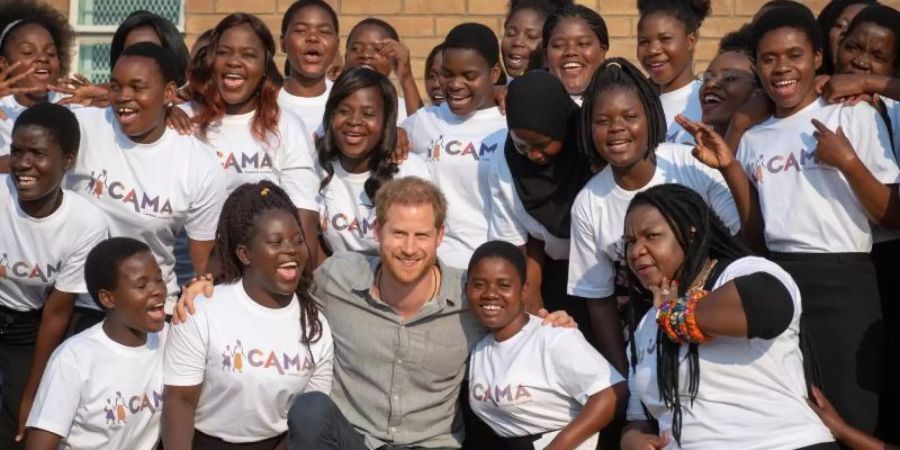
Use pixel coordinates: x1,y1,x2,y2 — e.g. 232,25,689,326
375,177,447,229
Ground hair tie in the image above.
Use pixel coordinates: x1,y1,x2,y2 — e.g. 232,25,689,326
0,20,25,49
260,187,270,197
607,61,622,69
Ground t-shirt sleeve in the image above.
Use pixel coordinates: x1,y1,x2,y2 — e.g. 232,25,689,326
54,218,109,294
276,123,320,212
163,304,210,386
487,156,528,246
548,330,625,404
716,257,803,326
399,114,424,155
26,347,82,438
567,192,616,298
185,155,227,241
305,317,334,395
846,103,900,184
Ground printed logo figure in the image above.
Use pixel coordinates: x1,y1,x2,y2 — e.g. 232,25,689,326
87,169,108,198
104,399,115,425
427,135,444,161
114,391,127,424
222,345,232,371
233,340,245,373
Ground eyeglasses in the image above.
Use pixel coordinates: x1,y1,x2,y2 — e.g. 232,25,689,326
701,70,758,88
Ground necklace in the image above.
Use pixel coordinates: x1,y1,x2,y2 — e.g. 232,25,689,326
688,259,718,293
376,264,439,306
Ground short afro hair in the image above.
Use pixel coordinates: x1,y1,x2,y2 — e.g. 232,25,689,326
751,2,822,57
117,42,181,85
443,22,501,68
84,237,152,310
0,0,74,74
12,103,81,156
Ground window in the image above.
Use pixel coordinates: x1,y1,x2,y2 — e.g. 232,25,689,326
69,0,184,83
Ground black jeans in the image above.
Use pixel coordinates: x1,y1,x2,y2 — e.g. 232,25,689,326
287,392,457,450
0,306,41,450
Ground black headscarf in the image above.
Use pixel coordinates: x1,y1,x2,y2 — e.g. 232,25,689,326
505,70,593,239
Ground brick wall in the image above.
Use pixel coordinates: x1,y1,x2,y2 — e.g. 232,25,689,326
59,0,900,97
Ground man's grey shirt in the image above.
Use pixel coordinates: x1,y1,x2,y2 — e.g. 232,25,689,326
310,251,486,449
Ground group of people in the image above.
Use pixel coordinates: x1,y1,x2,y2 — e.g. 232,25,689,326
0,0,899,448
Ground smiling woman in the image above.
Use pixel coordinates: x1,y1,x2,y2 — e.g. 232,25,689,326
542,4,609,103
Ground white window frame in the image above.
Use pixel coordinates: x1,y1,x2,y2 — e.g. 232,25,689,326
68,0,185,77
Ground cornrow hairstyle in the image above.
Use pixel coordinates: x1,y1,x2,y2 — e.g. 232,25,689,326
281,0,340,36
624,184,749,446
190,13,283,146
579,57,665,169
119,42,180,86
0,0,74,75
444,22,501,68
468,240,528,283
844,4,900,76
506,0,574,25
636,0,712,34
817,0,877,75
317,67,399,201
110,11,190,87
214,180,323,346
12,103,81,156
347,18,400,51
542,4,610,51
751,3,822,58
718,24,755,63
84,237,152,310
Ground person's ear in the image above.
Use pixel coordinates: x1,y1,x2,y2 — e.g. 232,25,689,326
686,31,698,54
163,81,178,106
236,244,251,267
62,151,76,172
98,289,116,310
814,49,823,71
490,63,502,85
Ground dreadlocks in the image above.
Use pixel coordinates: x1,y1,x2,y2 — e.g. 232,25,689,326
625,183,749,446
579,57,666,169
214,180,323,346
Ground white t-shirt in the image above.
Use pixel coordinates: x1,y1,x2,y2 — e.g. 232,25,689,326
0,93,68,156
0,176,108,311
567,143,739,298
487,153,571,260
199,109,319,211
27,323,167,450
736,98,900,253
65,107,227,309
313,97,411,141
401,104,508,268
163,281,334,443
469,315,624,449
277,81,332,141
660,80,702,145
318,154,431,255
883,97,900,159
626,257,834,450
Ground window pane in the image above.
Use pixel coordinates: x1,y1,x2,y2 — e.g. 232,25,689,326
78,42,112,84
77,0,182,27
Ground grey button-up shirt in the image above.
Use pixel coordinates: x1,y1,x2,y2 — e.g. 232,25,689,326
311,251,486,449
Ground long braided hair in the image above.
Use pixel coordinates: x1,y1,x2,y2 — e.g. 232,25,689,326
579,57,666,170
214,181,323,346
317,67,400,202
625,184,748,445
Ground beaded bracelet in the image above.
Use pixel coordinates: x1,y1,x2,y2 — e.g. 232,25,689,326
684,290,712,343
656,299,683,344
656,289,712,344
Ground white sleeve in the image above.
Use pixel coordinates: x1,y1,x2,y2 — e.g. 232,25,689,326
625,376,649,422
548,330,625,404
53,219,109,294
185,157,227,241
276,122,320,212
26,348,82,438
305,317,334,395
567,192,616,298
715,257,803,325
845,103,900,184
163,303,210,386
695,159,741,235
399,114,424,155
487,156,528,246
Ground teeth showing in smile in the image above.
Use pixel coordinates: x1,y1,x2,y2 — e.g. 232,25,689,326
703,94,723,104
647,61,667,68
16,175,37,186
774,80,797,87
482,304,502,311
562,62,583,70
117,107,136,114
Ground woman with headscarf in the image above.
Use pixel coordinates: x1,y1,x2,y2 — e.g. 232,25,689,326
488,69,595,341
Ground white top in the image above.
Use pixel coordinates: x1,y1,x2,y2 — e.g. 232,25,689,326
277,81,332,142
27,323,168,450
469,315,624,449
0,176,108,311
660,80,702,145
163,281,334,443
65,107,227,309
318,154,431,256
567,143,739,298
0,93,69,156
736,98,900,253
401,104,508,268
626,257,834,450
873,97,900,243
200,108,319,211
313,97,411,141
487,152,571,260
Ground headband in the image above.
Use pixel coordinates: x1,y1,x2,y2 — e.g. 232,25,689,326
0,20,25,49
